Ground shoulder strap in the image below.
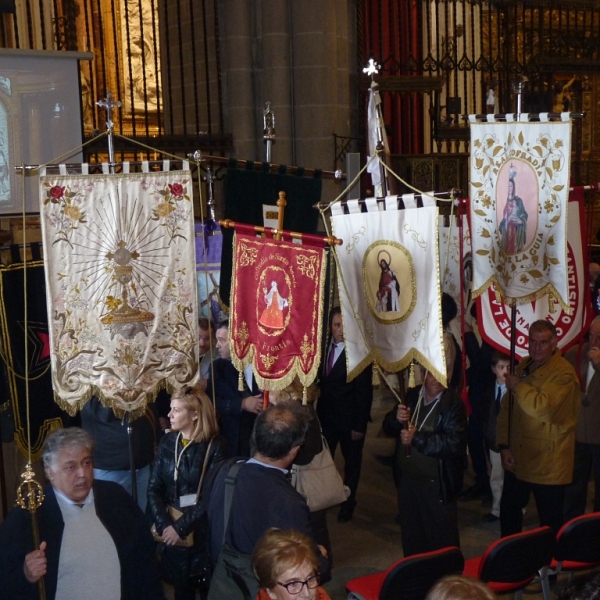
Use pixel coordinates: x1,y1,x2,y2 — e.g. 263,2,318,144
195,437,215,502
222,460,246,545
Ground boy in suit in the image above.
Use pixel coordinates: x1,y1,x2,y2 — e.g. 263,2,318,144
482,351,510,522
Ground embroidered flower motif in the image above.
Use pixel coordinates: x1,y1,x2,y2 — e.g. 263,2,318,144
168,183,184,197
50,186,65,201
156,202,175,217
63,206,82,221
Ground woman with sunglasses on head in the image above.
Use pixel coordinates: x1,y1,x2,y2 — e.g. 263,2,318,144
252,528,331,600
148,385,229,599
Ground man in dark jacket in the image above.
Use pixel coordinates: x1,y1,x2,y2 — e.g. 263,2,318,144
317,307,373,522
80,396,158,512
207,320,262,456
0,427,164,600
206,403,330,595
383,367,467,556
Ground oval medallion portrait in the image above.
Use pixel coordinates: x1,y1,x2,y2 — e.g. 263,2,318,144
362,241,415,324
256,265,292,336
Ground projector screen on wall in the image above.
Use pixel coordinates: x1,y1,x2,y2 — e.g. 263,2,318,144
0,49,93,214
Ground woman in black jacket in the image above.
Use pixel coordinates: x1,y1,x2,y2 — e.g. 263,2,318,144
147,385,228,600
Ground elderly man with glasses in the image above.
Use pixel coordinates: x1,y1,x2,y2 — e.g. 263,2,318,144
497,320,580,537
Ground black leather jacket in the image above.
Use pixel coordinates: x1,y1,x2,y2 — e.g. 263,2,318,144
383,386,467,504
148,432,229,582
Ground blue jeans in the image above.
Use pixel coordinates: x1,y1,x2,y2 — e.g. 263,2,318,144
94,465,151,512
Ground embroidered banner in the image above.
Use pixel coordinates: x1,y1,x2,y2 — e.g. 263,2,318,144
40,171,200,416
331,203,447,385
229,225,326,390
478,198,589,359
439,214,472,321
469,117,571,310
196,222,227,328
0,261,72,460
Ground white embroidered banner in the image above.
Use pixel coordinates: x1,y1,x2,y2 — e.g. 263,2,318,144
439,214,472,320
40,171,199,416
469,118,571,310
478,199,588,359
332,205,447,385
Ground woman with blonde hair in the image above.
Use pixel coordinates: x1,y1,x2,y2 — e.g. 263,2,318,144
148,385,228,599
252,528,331,600
426,575,497,600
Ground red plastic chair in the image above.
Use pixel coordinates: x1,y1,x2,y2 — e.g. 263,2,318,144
346,546,464,600
539,512,600,600
463,526,555,600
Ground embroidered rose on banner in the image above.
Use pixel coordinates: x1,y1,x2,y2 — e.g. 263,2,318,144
151,180,191,243
40,171,200,416
42,182,88,247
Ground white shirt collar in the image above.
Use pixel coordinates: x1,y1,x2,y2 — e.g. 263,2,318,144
246,457,288,474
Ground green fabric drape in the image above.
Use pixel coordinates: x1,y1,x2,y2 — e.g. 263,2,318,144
220,163,322,307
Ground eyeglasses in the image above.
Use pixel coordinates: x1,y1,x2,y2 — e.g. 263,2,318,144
277,573,320,594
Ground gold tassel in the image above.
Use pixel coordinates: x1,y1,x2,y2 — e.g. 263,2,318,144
372,362,380,387
302,387,308,405
495,288,502,305
548,291,556,313
238,371,244,392
408,362,415,388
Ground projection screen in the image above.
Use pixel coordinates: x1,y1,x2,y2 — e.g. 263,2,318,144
0,49,93,214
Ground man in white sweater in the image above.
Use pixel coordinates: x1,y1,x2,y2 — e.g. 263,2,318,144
0,427,164,600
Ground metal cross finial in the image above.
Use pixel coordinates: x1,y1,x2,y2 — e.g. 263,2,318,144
96,92,121,170
363,59,380,80
203,166,217,222
96,91,121,132
263,102,276,162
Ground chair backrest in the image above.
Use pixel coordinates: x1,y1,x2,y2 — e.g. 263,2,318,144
379,546,465,600
478,526,556,583
554,512,600,563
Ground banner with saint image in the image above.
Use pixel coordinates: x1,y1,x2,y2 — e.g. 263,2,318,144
331,202,447,385
469,116,571,310
478,197,589,358
40,171,200,417
229,224,327,390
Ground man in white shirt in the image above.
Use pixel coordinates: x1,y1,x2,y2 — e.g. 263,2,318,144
317,307,373,522
0,427,164,600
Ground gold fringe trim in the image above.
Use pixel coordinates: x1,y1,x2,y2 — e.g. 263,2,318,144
548,290,556,313
229,239,327,394
472,277,571,315
372,362,380,387
51,374,200,422
345,346,448,390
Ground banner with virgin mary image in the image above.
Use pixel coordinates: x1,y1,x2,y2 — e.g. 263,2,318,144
477,197,589,359
40,170,200,417
331,201,447,386
469,115,571,310
229,224,327,390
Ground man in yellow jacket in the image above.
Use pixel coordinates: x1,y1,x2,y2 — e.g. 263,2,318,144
497,320,580,537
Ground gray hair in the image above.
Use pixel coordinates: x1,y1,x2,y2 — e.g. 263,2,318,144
42,427,94,471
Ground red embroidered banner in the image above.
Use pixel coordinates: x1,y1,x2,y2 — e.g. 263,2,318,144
230,225,326,391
